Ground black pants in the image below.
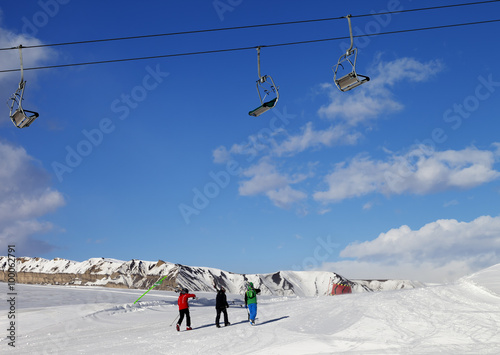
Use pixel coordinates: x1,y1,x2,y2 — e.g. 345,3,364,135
178,309,191,327
215,308,229,326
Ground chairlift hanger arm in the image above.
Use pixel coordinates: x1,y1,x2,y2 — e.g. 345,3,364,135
256,46,263,82
255,46,278,104
345,15,354,55
18,45,25,85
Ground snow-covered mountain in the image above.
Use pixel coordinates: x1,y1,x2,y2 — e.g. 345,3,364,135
0,256,423,296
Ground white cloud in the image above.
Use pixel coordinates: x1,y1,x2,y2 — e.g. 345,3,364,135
0,188,63,224
321,258,493,284
238,159,307,208
0,141,65,254
318,86,403,125
239,160,289,196
266,186,307,209
317,208,331,215
318,57,443,125
443,199,459,207
272,122,361,157
0,220,56,255
362,202,373,210
372,57,444,87
212,134,274,165
321,215,500,283
493,142,500,156
213,120,361,164
212,146,231,164
314,145,500,203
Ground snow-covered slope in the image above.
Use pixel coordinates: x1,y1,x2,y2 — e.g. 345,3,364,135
353,278,426,292
1,263,499,354
462,262,500,296
0,256,422,296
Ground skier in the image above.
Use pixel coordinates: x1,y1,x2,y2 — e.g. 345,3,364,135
244,282,261,325
176,288,196,331
215,286,230,328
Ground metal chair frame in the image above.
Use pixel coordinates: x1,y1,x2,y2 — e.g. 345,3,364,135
249,47,279,117
333,15,370,92
7,45,39,128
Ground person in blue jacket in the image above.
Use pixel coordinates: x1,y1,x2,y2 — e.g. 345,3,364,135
244,282,261,325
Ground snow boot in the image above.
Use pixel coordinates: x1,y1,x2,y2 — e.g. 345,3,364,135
176,324,180,332
216,324,221,328
225,322,230,326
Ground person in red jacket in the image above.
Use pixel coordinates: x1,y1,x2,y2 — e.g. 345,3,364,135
176,288,196,331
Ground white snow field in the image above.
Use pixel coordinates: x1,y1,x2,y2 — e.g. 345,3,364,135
2,264,500,354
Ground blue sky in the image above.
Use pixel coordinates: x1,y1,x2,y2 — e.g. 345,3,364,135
1,0,500,283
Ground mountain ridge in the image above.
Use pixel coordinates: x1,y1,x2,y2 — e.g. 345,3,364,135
0,256,424,296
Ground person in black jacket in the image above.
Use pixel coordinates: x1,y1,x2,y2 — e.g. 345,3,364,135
215,286,230,328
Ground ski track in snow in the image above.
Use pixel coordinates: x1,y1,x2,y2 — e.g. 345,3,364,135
1,266,500,354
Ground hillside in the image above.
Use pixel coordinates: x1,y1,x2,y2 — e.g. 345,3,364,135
0,256,423,296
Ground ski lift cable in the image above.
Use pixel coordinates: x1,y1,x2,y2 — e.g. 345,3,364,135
0,17,500,74
352,0,500,19
0,0,498,52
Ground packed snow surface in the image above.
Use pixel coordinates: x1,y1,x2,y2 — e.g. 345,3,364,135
1,263,500,354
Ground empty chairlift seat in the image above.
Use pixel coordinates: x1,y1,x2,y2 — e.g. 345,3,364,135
249,97,277,117
248,47,279,117
10,107,39,128
333,15,370,92
335,64,370,92
7,45,39,128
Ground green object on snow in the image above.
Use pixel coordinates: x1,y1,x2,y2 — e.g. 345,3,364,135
134,275,169,304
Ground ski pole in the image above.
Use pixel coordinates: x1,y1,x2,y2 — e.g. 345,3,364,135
170,314,180,326
134,275,169,304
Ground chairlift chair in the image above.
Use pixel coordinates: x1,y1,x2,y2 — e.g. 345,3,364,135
333,15,370,92
7,45,39,128
248,47,279,117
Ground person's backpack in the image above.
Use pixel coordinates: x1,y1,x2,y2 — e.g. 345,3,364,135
247,289,256,299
